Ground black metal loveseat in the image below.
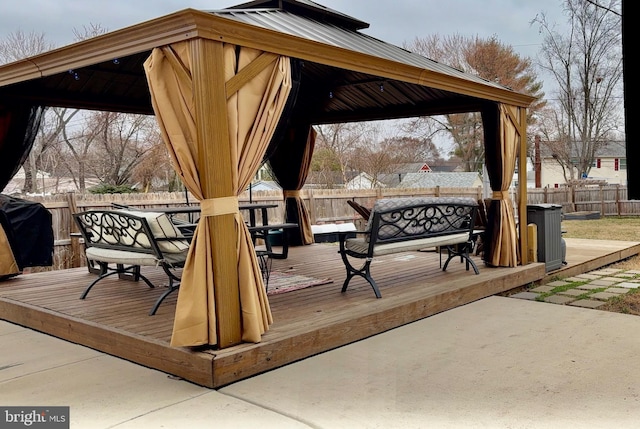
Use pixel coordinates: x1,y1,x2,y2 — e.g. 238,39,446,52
74,209,190,315
338,197,480,298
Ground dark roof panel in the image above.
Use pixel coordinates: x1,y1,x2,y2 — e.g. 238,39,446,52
226,0,370,30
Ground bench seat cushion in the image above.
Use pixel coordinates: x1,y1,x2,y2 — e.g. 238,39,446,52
345,232,470,257
85,246,188,266
114,210,190,254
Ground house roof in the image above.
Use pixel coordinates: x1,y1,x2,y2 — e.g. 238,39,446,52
0,1,535,123
540,141,626,159
399,172,482,188
390,161,461,174
247,180,282,191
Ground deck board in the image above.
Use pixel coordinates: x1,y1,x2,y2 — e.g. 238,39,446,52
1,239,639,388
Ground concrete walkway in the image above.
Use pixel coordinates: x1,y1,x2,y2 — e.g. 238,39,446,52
2,295,640,428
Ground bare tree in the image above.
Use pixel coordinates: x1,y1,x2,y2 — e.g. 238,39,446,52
404,34,545,172
56,109,93,191
0,30,54,65
130,127,174,192
72,23,108,41
351,136,443,188
314,122,371,186
533,0,622,180
84,112,158,187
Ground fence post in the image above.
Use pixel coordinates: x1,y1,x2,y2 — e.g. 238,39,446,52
600,184,605,216
65,192,81,269
616,184,621,216
307,189,317,224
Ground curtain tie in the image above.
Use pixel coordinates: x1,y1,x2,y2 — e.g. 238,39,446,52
283,190,301,198
200,196,239,217
492,191,510,200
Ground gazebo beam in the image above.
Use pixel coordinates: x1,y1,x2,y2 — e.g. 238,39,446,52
191,38,242,348
518,107,529,264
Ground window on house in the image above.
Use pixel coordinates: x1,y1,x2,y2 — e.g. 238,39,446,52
620,159,627,170
615,158,619,171
595,159,601,169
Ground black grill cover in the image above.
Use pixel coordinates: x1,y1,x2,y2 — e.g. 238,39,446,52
0,194,54,269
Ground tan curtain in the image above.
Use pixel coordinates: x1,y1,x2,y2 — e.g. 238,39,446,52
144,41,292,347
0,224,18,277
269,125,316,245
482,103,520,267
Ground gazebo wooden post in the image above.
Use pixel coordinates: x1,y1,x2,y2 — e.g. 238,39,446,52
518,107,529,265
191,38,242,348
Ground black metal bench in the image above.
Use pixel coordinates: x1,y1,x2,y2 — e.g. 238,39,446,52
338,197,480,298
73,210,190,315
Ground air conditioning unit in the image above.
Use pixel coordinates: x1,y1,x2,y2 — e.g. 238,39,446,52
527,204,563,272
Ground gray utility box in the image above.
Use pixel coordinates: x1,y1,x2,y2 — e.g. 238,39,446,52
527,204,563,272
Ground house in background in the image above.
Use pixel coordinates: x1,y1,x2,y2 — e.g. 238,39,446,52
343,159,466,190
399,171,483,189
304,171,358,189
344,172,387,189
540,141,626,187
247,180,281,192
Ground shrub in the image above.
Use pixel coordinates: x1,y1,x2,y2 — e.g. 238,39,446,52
88,184,139,194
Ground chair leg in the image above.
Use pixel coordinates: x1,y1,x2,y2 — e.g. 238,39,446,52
442,243,480,275
149,263,183,315
80,263,155,299
256,251,273,290
149,281,179,316
339,249,381,298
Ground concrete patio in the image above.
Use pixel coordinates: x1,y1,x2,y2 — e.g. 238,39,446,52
2,294,639,428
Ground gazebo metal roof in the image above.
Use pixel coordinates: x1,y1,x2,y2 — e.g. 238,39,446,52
0,1,534,121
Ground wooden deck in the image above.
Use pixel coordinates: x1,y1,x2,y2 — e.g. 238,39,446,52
1,238,639,388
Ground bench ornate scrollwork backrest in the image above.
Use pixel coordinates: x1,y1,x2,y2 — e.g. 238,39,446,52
74,210,189,256
366,197,478,244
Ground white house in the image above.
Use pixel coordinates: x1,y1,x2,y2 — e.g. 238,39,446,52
540,141,626,187
344,172,387,190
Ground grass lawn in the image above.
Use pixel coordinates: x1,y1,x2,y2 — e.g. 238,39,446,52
562,216,640,241
561,215,640,315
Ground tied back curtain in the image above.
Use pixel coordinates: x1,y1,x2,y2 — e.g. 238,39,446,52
144,40,292,347
267,124,316,245
0,210,18,278
482,103,520,267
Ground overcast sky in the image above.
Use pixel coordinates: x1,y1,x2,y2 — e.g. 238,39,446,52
0,0,567,61
0,0,570,151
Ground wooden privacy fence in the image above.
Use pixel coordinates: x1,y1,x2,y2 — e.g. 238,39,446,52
526,184,640,216
17,184,640,271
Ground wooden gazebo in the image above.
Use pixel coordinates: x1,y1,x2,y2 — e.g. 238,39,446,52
0,0,535,351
